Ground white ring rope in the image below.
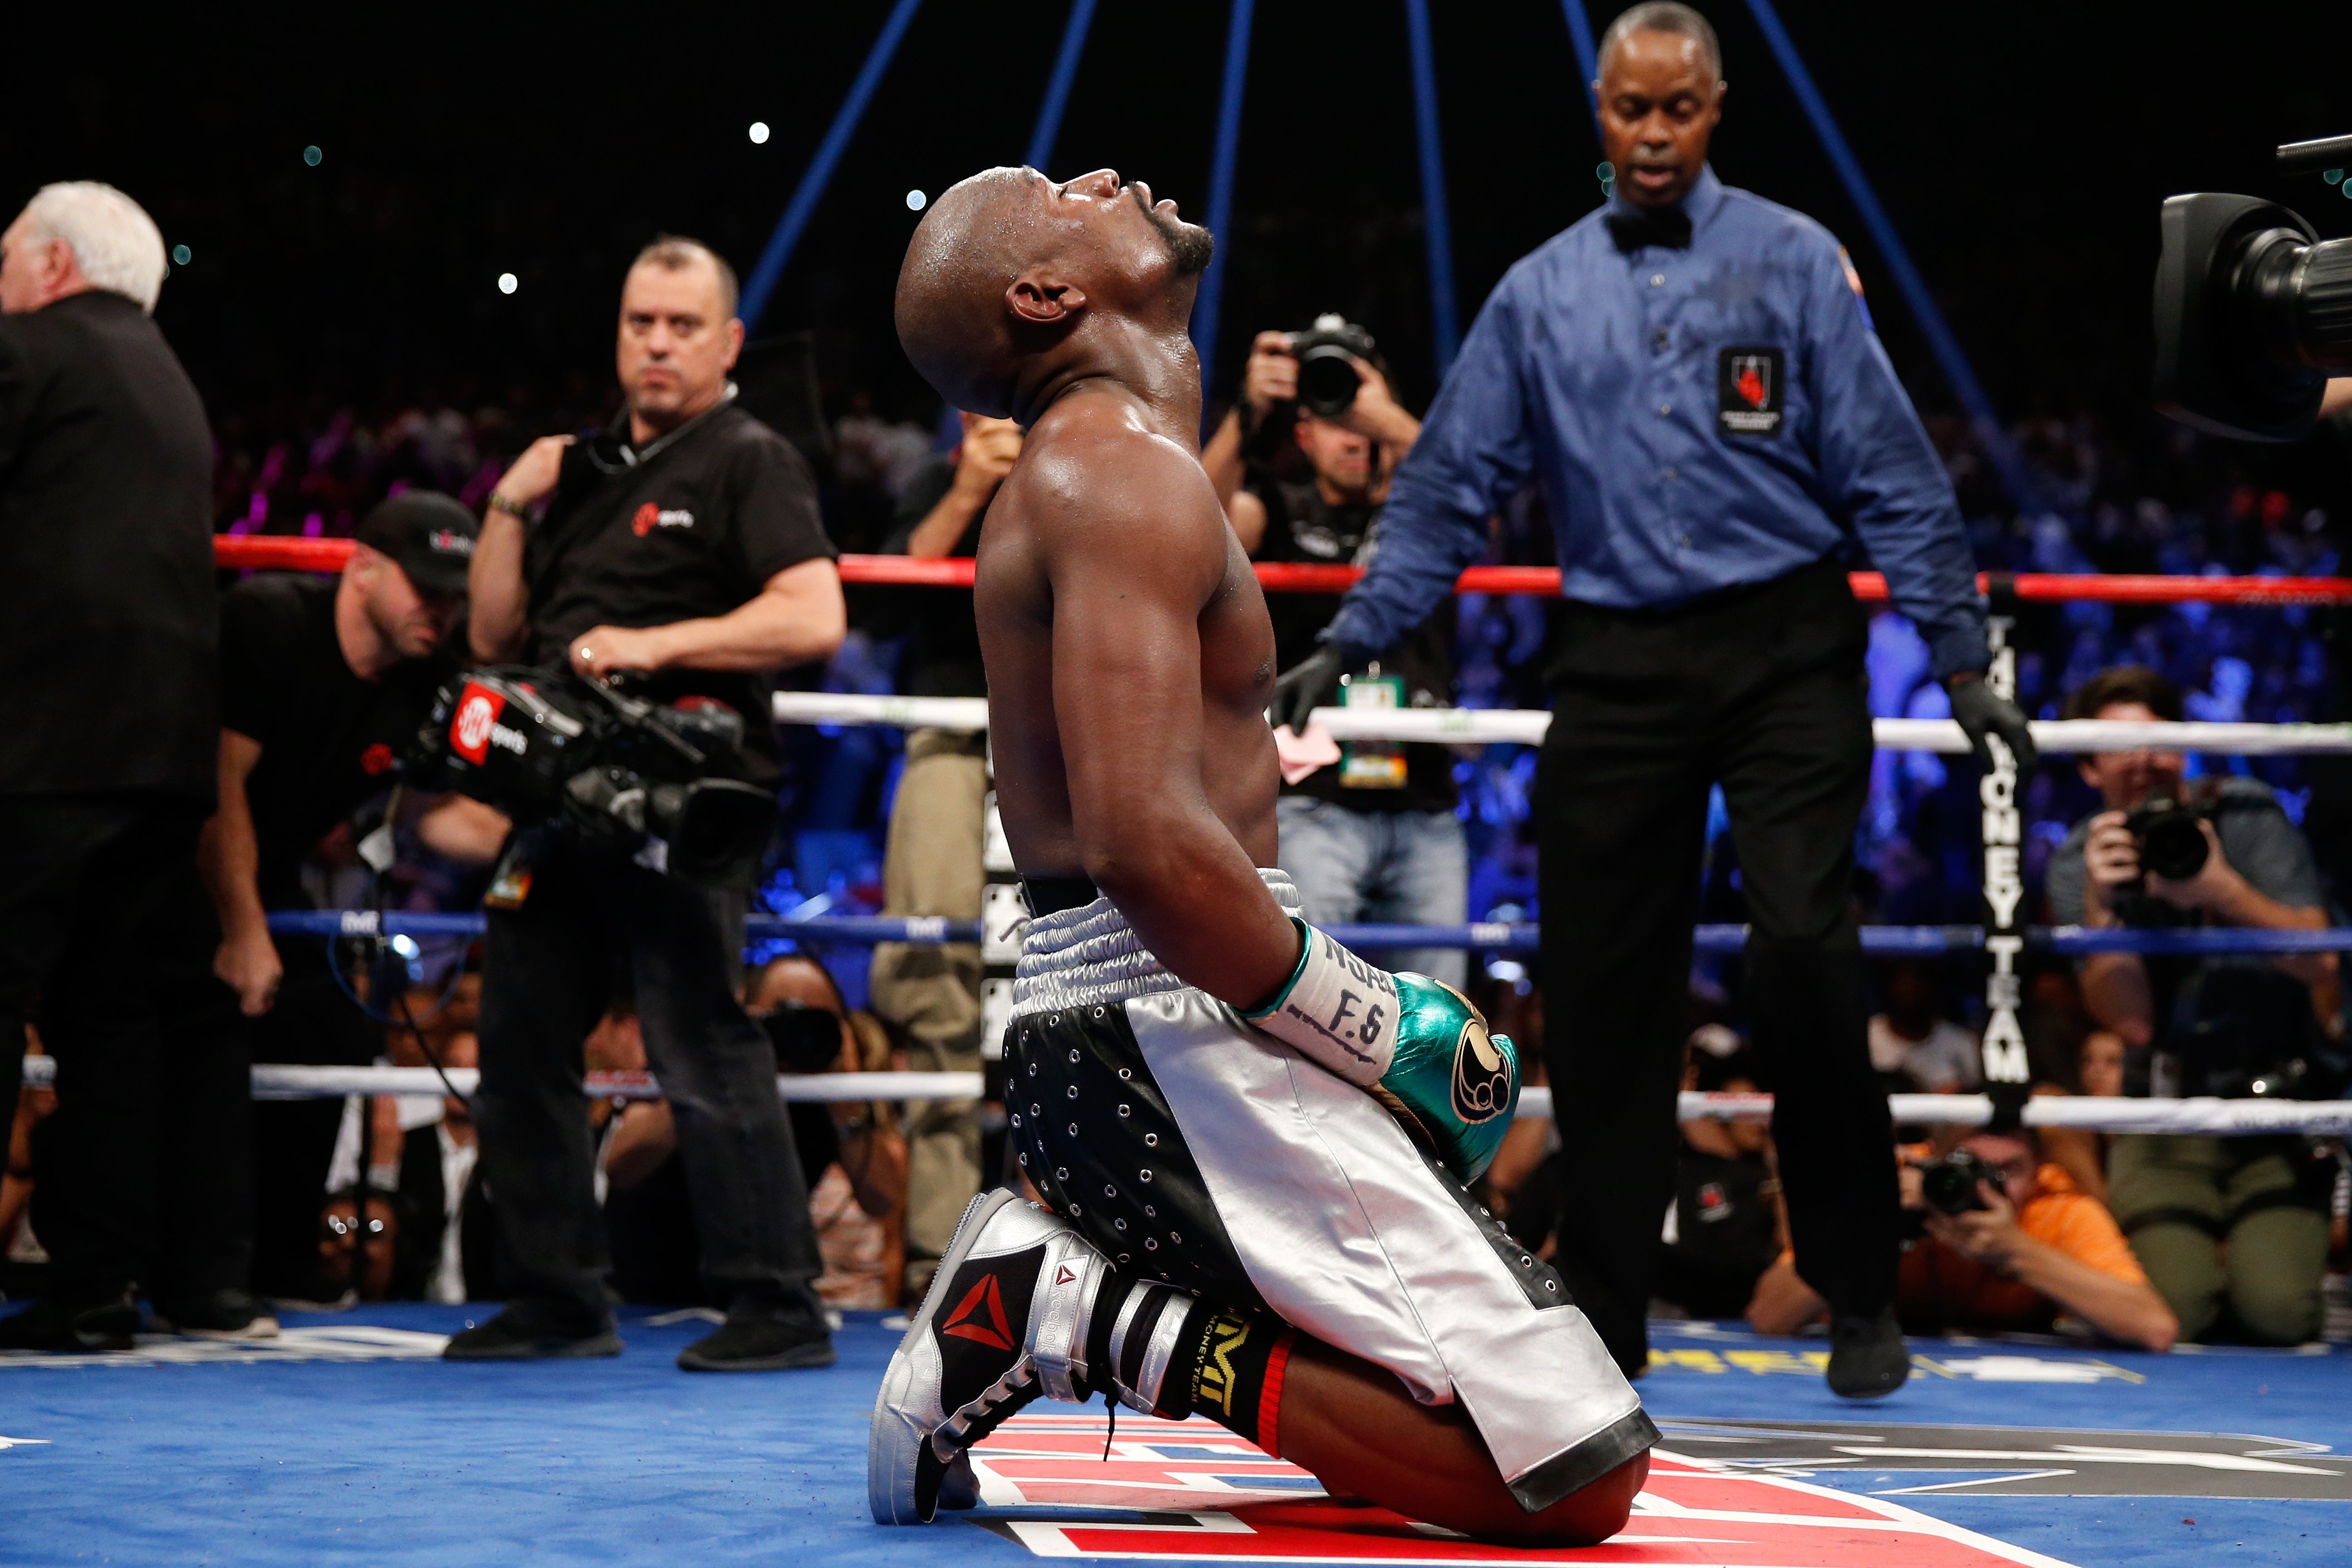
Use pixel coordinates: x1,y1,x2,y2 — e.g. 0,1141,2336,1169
11,1058,980,1104
770,692,2352,755
13,1058,2342,1133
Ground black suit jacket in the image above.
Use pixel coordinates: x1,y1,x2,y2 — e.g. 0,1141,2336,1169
0,290,216,800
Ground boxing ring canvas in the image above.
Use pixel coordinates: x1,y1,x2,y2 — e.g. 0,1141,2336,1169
4,1304,2345,1566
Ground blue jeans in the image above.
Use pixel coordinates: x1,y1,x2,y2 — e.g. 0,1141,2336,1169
1275,796,1467,988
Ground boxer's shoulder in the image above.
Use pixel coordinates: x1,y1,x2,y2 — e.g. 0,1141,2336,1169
998,389,1226,581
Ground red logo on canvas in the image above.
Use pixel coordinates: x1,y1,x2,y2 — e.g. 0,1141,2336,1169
359,743,396,776
942,1275,1016,1352
967,1411,2068,1565
632,502,660,537
450,682,505,765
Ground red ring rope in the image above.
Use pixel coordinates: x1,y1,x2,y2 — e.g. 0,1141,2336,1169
209,535,2352,605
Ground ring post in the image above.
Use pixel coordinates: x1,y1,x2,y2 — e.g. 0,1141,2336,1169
1978,574,2030,1087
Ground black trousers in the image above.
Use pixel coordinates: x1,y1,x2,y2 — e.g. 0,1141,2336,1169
0,795,250,1308
473,833,821,1329
1537,556,1896,1374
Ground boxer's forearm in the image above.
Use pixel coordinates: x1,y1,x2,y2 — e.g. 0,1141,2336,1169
1081,816,1301,1008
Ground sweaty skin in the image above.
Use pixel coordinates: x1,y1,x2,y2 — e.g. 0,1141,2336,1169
977,369,1297,1007
898,165,1644,1544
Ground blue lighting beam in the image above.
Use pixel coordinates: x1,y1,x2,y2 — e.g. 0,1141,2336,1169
1403,0,1460,372
740,0,927,331
1741,0,2041,514
1191,0,1257,396
1025,0,1098,173
1559,0,1600,127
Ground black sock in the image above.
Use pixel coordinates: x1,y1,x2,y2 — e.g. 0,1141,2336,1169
1168,1300,1297,1452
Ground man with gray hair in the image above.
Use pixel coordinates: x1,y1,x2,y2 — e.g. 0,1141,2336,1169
0,181,219,1350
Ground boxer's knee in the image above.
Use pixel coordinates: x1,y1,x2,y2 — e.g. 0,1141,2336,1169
1465,1450,1648,1546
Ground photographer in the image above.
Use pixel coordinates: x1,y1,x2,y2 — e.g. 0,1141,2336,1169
2046,665,2338,1345
1201,322,1466,984
1751,1130,2177,1350
460,236,846,1368
202,493,504,1316
0,184,215,1352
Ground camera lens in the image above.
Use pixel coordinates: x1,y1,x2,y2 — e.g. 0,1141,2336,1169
1295,346,1362,418
1920,1152,1990,1215
2138,812,2210,882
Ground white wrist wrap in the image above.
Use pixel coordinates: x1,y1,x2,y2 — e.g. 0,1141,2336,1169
1242,919,1399,1087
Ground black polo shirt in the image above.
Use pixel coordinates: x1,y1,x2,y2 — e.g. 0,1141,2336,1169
221,574,454,910
524,402,835,778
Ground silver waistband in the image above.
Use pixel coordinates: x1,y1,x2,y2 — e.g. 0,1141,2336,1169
1011,868,1302,1016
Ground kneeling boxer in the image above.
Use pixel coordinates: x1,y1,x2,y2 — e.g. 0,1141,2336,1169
868,165,1652,1545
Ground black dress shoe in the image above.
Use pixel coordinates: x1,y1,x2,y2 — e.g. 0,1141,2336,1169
442,1305,622,1361
1826,1305,1911,1399
153,1288,280,1339
677,1301,836,1372
0,1293,141,1352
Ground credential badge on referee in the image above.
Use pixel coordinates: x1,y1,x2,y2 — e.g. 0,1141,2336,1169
1717,346,1786,437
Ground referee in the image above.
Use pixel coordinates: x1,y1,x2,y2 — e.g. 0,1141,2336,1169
1274,3,2032,1398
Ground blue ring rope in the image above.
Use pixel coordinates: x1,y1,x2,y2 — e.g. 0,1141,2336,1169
265,911,2352,957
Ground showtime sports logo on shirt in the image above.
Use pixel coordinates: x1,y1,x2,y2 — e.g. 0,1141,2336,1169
631,503,695,537
450,681,529,766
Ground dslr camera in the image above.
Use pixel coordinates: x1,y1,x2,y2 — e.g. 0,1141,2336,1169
2122,794,2220,883
1287,314,1380,418
2154,132,2352,441
411,666,778,888
1918,1147,2000,1215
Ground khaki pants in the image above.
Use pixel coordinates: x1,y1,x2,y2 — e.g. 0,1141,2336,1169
867,729,988,1296
2110,1133,2330,1345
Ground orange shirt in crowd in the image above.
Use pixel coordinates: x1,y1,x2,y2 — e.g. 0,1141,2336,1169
1897,1162,2146,1332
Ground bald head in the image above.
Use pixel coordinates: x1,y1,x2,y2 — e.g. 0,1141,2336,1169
897,166,1215,420
896,168,1044,417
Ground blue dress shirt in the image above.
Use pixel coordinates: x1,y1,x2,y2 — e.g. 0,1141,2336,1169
1323,167,1989,681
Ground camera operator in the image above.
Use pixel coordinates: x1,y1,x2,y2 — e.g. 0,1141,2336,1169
1201,323,1467,983
201,494,505,1317
461,236,847,1368
864,411,1018,1299
1750,1130,2177,1350
2046,665,2339,1345
0,184,216,1352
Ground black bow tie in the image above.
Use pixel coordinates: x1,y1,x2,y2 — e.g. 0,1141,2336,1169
1606,206,1692,253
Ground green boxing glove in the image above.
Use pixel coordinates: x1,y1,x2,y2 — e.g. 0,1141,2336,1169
1241,918,1519,1183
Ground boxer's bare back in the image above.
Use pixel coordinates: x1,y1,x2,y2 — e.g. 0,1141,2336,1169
974,381,1300,1003
892,167,1643,1542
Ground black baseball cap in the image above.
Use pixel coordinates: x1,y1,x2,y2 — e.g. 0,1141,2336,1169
354,491,479,598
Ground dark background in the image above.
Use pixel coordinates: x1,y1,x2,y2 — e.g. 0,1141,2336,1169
5,1,2349,435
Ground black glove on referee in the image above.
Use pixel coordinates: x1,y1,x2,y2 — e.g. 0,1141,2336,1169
1269,646,1346,734
1948,672,2038,775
